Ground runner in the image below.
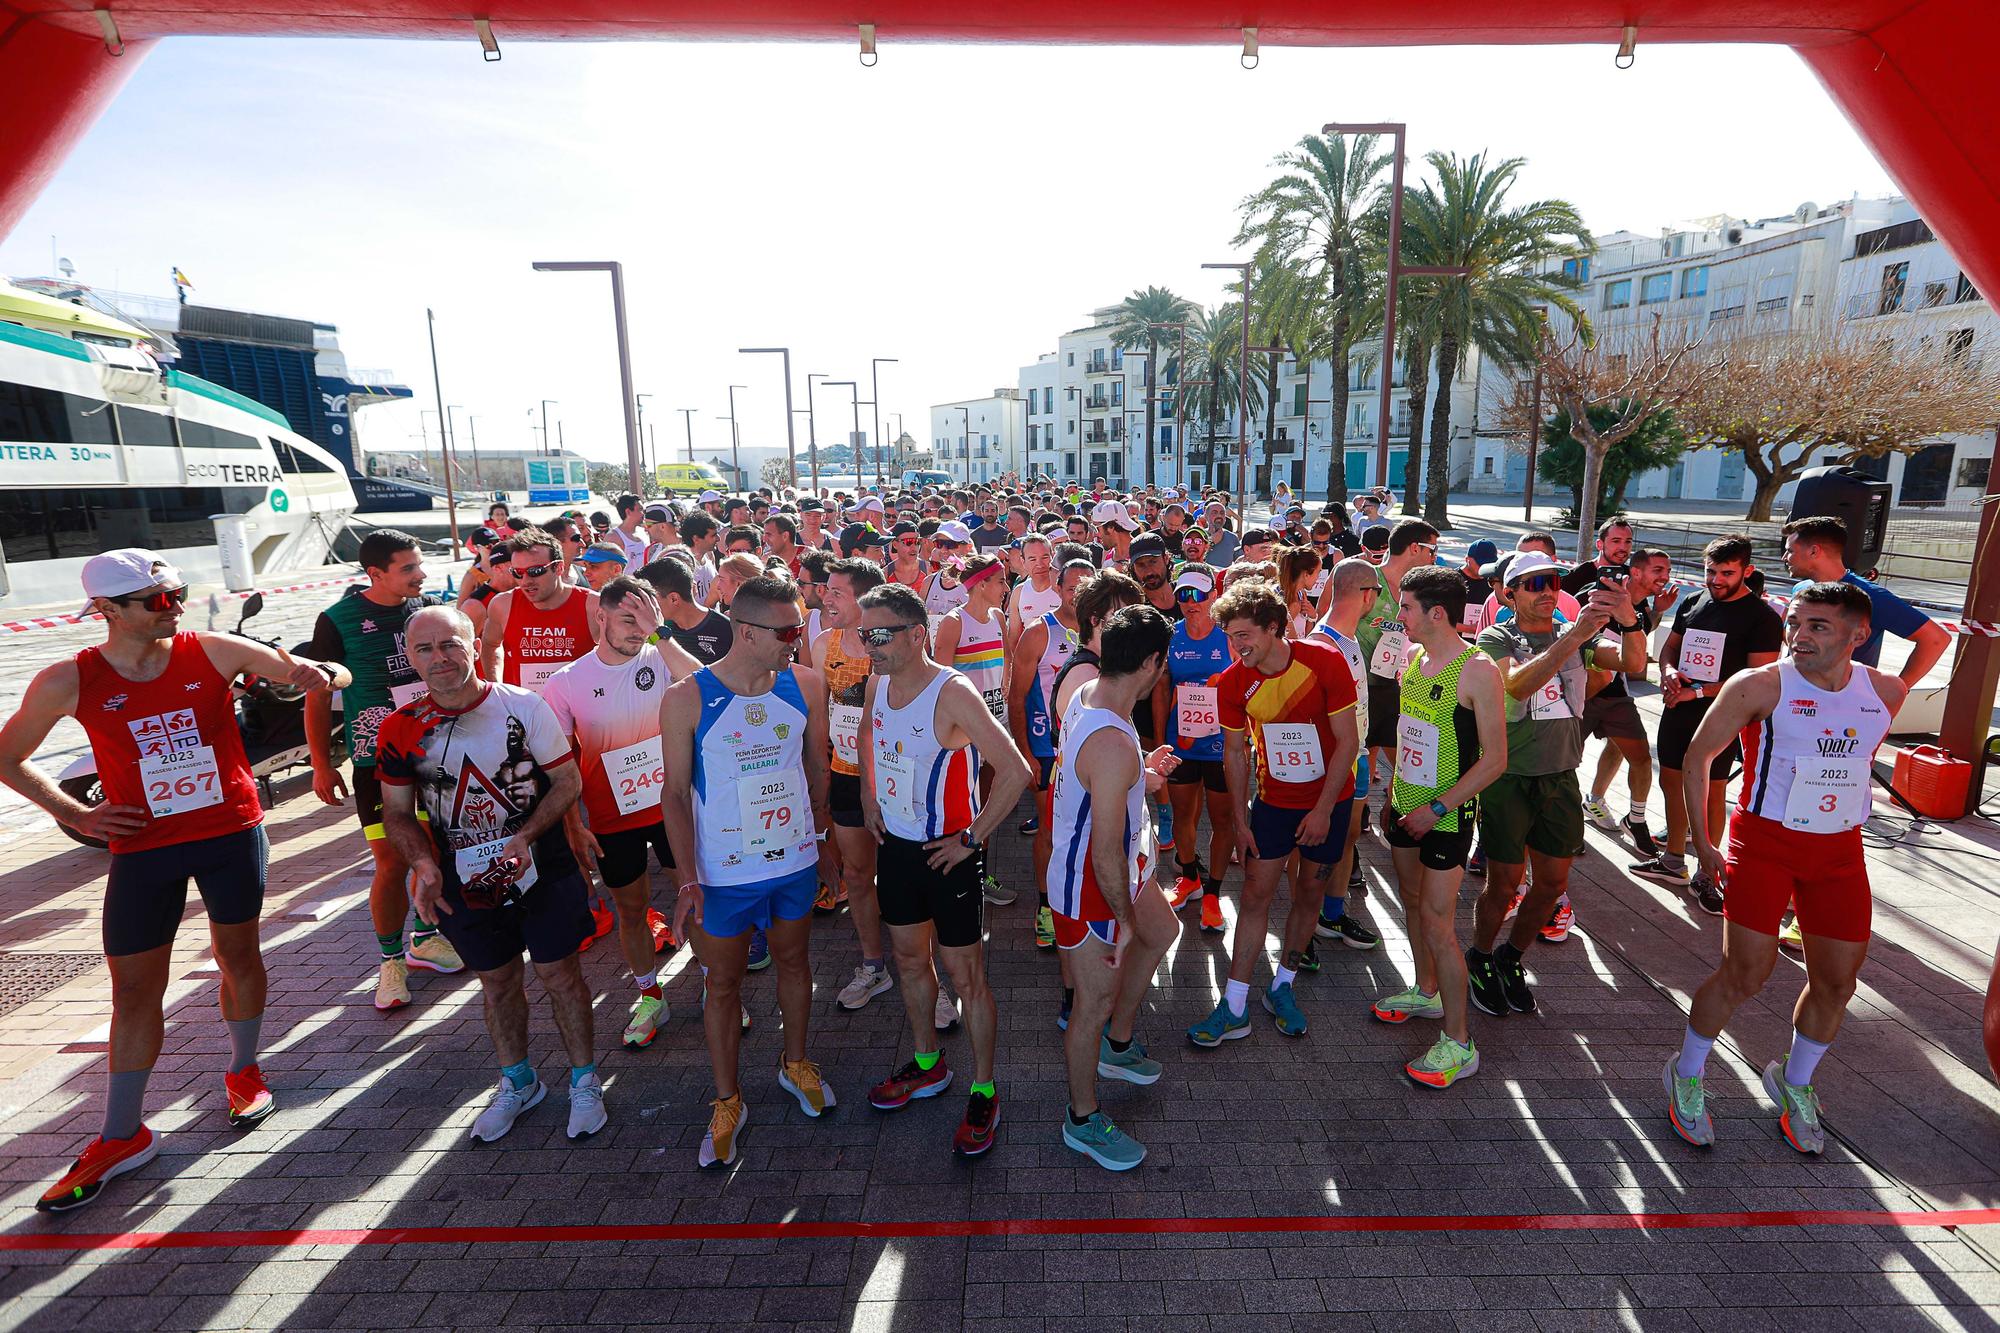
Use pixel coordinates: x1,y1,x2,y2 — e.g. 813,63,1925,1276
640,556,733,664
1007,554,1088,941
1305,557,1388,962
378,605,605,1143
479,527,601,692
1371,566,1508,1088
1583,547,1669,861
1465,554,1642,1014
580,541,629,591
4,550,351,1213
461,544,516,645
857,583,1033,1155
611,493,649,564
931,554,1019,910
1153,566,1235,930
1125,532,1181,883
1662,580,1904,1153
542,578,701,1050
1631,537,1784,912
1187,579,1360,1045
1004,532,1059,654
305,530,467,1012
661,575,839,1168
1355,521,1442,807
1048,606,1181,1170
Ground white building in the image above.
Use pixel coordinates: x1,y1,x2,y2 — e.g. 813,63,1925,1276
928,391,1025,484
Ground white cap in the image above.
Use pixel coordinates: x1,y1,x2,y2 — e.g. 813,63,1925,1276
936,520,973,545
1091,499,1137,531
1173,566,1216,595
81,548,183,616
853,495,886,514
1503,551,1569,585
697,490,722,504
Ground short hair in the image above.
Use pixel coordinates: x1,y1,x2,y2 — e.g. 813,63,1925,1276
828,556,885,595
509,525,561,563
598,575,657,615
1782,516,1847,551
616,493,642,517
358,528,420,573
636,555,692,602
1360,526,1390,553
724,524,760,550
1387,519,1438,557
407,602,476,644
857,582,926,625
764,513,799,540
1211,577,1288,635
1596,517,1635,540
679,512,718,543
1703,535,1755,567
798,549,835,584
731,573,799,621
1792,579,1873,625
1333,556,1381,598
544,516,578,543
1518,530,1558,554
1053,541,1095,571
1075,569,1143,639
1098,605,1174,677
1635,546,1672,566
1399,565,1467,625
1020,531,1051,551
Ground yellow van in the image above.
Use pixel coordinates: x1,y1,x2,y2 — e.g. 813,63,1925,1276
656,461,729,496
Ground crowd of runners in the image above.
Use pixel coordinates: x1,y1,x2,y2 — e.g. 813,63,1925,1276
0,474,1945,1207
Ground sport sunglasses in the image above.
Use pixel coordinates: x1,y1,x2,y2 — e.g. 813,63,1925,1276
860,623,920,647
112,585,189,612
511,561,561,579
737,618,807,644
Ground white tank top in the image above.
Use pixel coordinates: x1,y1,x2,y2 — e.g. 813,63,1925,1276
948,604,1008,721
1014,577,1061,626
871,668,981,842
690,666,818,886
1314,623,1369,743
1047,694,1151,920
1739,661,1892,834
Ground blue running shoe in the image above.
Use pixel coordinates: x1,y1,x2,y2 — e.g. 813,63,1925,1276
1263,982,1308,1037
1187,996,1250,1047
746,928,771,971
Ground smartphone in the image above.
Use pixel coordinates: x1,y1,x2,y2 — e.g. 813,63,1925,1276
1597,563,1630,585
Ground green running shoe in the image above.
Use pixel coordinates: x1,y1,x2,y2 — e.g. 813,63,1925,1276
1263,982,1308,1037
1406,1033,1479,1088
1062,1108,1146,1171
1035,905,1056,950
1186,996,1251,1047
1370,984,1444,1024
1761,1059,1825,1154
1663,1054,1714,1147
1097,1033,1162,1085
622,992,667,1049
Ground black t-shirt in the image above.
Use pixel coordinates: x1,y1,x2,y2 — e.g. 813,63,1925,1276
1458,572,1487,610
971,524,1010,553
1597,600,1657,699
1670,590,1784,684
1161,529,1186,558
1329,531,1362,558
667,607,733,664
1561,560,1600,596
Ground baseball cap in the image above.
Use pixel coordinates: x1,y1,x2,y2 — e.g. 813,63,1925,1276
1465,539,1499,568
853,495,886,515
471,526,500,546
642,503,675,523
936,520,973,545
889,520,919,539
839,522,886,551
796,497,824,513
1504,551,1568,585
1478,551,1513,581
697,490,722,504
1241,526,1279,548
80,548,183,615
1173,566,1217,596
582,542,629,565
1091,499,1137,531
1128,533,1167,561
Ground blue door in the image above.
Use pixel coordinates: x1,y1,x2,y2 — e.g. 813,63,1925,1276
1388,449,1408,488
1716,450,1747,501
1345,450,1368,492
1505,451,1528,492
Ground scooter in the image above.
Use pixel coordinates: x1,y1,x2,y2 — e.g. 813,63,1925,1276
55,591,345,849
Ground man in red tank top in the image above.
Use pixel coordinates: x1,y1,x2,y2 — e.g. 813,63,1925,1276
0,549,350,1214
477,526,600,694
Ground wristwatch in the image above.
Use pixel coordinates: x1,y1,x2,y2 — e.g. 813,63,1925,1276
959,829,983,851
1428,799,1449,819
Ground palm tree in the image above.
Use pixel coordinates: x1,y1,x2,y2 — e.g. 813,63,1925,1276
1396,151,1592,526
1236,131,1391,505
1180,304,1266,494
1111,286,1195,490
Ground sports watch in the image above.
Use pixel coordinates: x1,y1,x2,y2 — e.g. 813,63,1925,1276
1428,799,1449,819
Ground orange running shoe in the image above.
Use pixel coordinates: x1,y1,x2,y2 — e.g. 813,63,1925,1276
1166,863,1202,910
578,903,616,952
645,907,676,954
1199,890,1226,934
225,1063,275,1127
38,1127,157,1213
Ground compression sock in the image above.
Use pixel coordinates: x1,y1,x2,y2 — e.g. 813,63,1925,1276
1105,1034,1131,1054
1676,1025,1717,1080
1494,941,1523,965
913,1050,941,1071
971,1080,997,1099
1273,966,1298,991
102,1068,151,1141
570,1063,597,1088
408,914,438,945
1223,979,1250,1015
1321,895,1345,922
1784,1031,1832,1087
502,1060,536,1091
226,1014,263,1075
376,931,403,961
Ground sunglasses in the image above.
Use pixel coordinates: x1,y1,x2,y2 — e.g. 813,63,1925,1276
1513,574,1561,593
1174,586,1210,603
736,618,807,644
113,585,189,612
512,561,559,579
860,623,920,647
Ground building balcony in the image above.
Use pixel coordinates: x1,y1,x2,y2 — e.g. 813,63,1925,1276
1085,359,1123,376
1083,396,1112,412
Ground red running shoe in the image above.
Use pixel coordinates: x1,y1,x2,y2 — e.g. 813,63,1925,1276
225,1063,276,1127
578,904,616,952
868,1058,952,1110
953,1089,1001,1156
645,907,676,954
1199,891,1226,934
38,1127,157,1213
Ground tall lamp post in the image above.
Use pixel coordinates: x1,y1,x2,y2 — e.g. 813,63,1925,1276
869,357,897,489
531,259,645,497
539,398,558,458
635,393,654,488
958,405,973,484
824,381,861,486
805,373,831,492
740,347,799,489
677,407,697,466
1200,260,1252,502
724,384,746,491
422,310,461,556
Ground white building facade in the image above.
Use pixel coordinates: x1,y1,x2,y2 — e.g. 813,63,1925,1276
929,391,1025,485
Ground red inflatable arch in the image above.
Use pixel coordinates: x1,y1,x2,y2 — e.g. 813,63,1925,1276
2,0,1998,1080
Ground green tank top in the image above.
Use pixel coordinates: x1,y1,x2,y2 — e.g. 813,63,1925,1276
309,591,436,768
1388,642,1483,832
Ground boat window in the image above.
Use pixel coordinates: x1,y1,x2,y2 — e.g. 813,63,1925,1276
0,381,118,446
0,485,227,563
115,404,177,447
177,419,262,450
270,436,337,473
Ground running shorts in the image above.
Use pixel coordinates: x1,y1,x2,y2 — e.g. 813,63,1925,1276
875,832,984,949
433,867,593,973
1365,674,1400,749
1248,797,1353,867
597,821,673,887
700,864,818,940
1657,697,1738,780
104,826,268,957
829,771,865,829
1167,757,1229,793
1384,806,1477,872
1477,771,1586,863
1722,811,1871,943
1582,692,1648,744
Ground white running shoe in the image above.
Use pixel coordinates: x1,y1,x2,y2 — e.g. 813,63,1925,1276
471,1076,545,1142
404,932,465,974
1582,796,1618,829
567,1071,608,1140
934,987,960,1033
836,963,893,1011
374,957,410,1011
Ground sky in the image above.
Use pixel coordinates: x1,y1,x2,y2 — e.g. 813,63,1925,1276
1,37,1900,473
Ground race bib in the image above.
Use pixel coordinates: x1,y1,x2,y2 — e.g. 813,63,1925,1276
1263,723,1325,783
1397,715,1439,789
1370,625,1408,678
1680,628,1725,684
1528,671,1573,721
1784,757,1870,833
1176,684,1219,741
604,736,665,818
738,767,806,852
874,741,918,827
453,834,539,895
830,703,863,769
390,679,426,709
981,687,1007,723
139,745,223,818
520,659,566,695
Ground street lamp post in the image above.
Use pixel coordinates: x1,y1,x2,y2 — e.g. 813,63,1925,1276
725,384,746,490
677,407,697,466
740,347,799,490
805,373,831,492
824,381,861,487
958,405,973,484
635,393,653,487
422,310,461,556
1200,261,1252,502
531,259,646,498
464,414,484,489
539,399,558,458
870,357,897,489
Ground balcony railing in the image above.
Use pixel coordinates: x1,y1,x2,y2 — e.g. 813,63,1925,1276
1084,396,1111,412
1085,359,1122,375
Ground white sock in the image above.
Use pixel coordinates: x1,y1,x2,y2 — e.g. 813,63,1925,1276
633,972,657,991
1223,979,1250,1014
1627,802,1649,823
1272,966,1298,991
1785,1030,1832,1087
1676,1024,1716,1080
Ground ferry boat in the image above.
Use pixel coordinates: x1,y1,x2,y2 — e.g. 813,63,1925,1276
0,280,355,612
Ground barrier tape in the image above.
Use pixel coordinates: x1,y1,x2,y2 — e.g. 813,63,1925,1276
1,574,365,635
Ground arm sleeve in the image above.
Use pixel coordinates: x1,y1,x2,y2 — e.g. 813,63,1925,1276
521,695,576,769
306,612,343,663
1217,665,1248,732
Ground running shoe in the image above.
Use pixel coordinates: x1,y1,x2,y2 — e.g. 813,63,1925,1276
1062,1108,1145,1171
814,879,841,915
1466,951,1508,1018
1761,1059,1826,1155
404,932,464,974
1778,915,1805,954
1630,855,1691,888
224,1063,275,1127
699,1093,745,1168
836,963,893,1011
1187,996,1250,1047
746,928,772,971
623,992,667,1049
1692,870,1726,917
1405,1033,1480,1089
578,903,616,952
1348,860,1365,893
1320,914,1380,950
1496,954,1535,1014
37,1127,157,1213
954,1090,1000,1157
778,1057,835,1118
471,1075,546,1143
374,957,411,1011
1501,892,1523,924
1167,866,1201,910
1541,899,1575,944
1019,814,1039,836
1297,939,1322,974
1663,1054,1714,1147
700,983,753,1030
1370,984,1444,1024
1199,890,1226,934
567,1070,608,1140
1035,906,1056,950
934,988,960,1034
982,875,1017,906
645,908,676,954
869,1058,952,1110
1097,1033,1162,1085
1263,982,1308,1037
1623,816,1659,858
1583,795,1617,828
